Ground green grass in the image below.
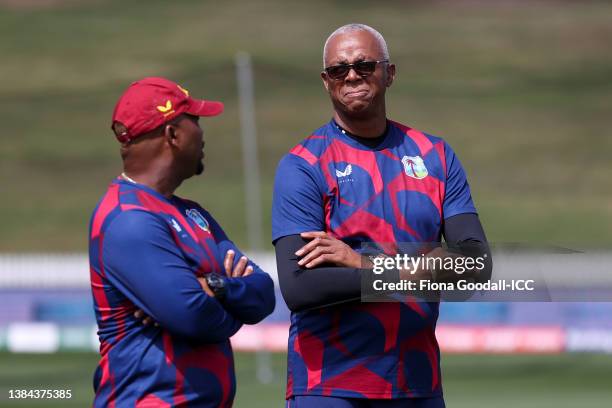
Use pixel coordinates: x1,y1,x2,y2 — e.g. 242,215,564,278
1,0,611,250
0,352,611,407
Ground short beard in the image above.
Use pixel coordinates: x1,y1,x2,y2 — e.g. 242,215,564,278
195,161,204,175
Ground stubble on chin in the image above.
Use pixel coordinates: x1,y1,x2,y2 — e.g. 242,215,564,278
196,161,205,175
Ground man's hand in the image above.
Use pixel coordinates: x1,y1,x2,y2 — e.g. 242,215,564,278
134,250,255,326
197,276,216,297
223,249,254,277
134,309,157,326
296,231,362,269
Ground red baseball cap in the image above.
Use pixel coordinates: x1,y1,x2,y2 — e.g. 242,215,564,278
111,76,224,143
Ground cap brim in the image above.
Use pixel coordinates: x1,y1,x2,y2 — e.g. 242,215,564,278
186,98,224,117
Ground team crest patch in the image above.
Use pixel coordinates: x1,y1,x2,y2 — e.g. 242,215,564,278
401,155,428,179
186,209,210,232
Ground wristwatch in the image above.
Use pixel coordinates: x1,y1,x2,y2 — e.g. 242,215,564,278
204,273,227,301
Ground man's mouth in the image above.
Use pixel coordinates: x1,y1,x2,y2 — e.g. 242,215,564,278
344,89,369,98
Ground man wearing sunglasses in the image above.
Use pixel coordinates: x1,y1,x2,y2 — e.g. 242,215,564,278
272,24,490,407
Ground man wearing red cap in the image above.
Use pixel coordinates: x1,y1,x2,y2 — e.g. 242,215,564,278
89,77,275,407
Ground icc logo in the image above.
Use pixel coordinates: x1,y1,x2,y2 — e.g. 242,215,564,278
401,155,428,179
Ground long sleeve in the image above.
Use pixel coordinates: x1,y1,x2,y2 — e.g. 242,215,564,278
274,234,399,311
442,213,493,283
206,211,276,324
102,210,242,342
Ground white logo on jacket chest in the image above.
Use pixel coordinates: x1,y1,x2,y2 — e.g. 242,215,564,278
170,219,182,232
401,155,428,179
335,164,355,184
335,164,352,178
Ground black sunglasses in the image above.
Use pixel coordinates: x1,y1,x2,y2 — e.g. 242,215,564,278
324,60,389,80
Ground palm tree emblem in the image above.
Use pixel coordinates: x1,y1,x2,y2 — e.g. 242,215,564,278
401,155,428,179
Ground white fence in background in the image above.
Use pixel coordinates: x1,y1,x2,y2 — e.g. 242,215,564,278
2,250,612,290
0,252,279,288
2,252,612,353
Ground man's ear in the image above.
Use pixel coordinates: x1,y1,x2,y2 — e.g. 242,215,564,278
321,71,330,93
385,63,396,88
164,122,179,147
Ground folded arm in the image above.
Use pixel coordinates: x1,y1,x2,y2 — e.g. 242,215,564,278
103,210,242,342
207,212,276,324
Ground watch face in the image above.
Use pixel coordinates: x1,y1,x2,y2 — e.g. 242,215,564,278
206,273,226,299
210,274,223,287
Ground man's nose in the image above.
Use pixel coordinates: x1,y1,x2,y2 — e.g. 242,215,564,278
345,67,361,82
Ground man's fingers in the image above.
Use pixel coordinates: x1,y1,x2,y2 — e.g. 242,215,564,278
296,231,328,256
233,256,248,277
244,265,254,276
300,231,327,239
305,253,332,268
198,277,215,297
298,246,330,267
224,250,235,277
297,246,322,266
295,236,330,256
134,309,158,327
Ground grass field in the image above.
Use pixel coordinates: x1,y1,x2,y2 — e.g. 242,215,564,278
0,352,611,407
1,0,611,251
1,4,610,408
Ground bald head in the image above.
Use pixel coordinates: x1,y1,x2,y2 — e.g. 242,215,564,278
323,24,390,68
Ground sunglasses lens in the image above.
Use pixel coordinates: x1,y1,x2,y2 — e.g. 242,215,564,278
354,61,378,75
326,65,350,80
326,61,383,80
